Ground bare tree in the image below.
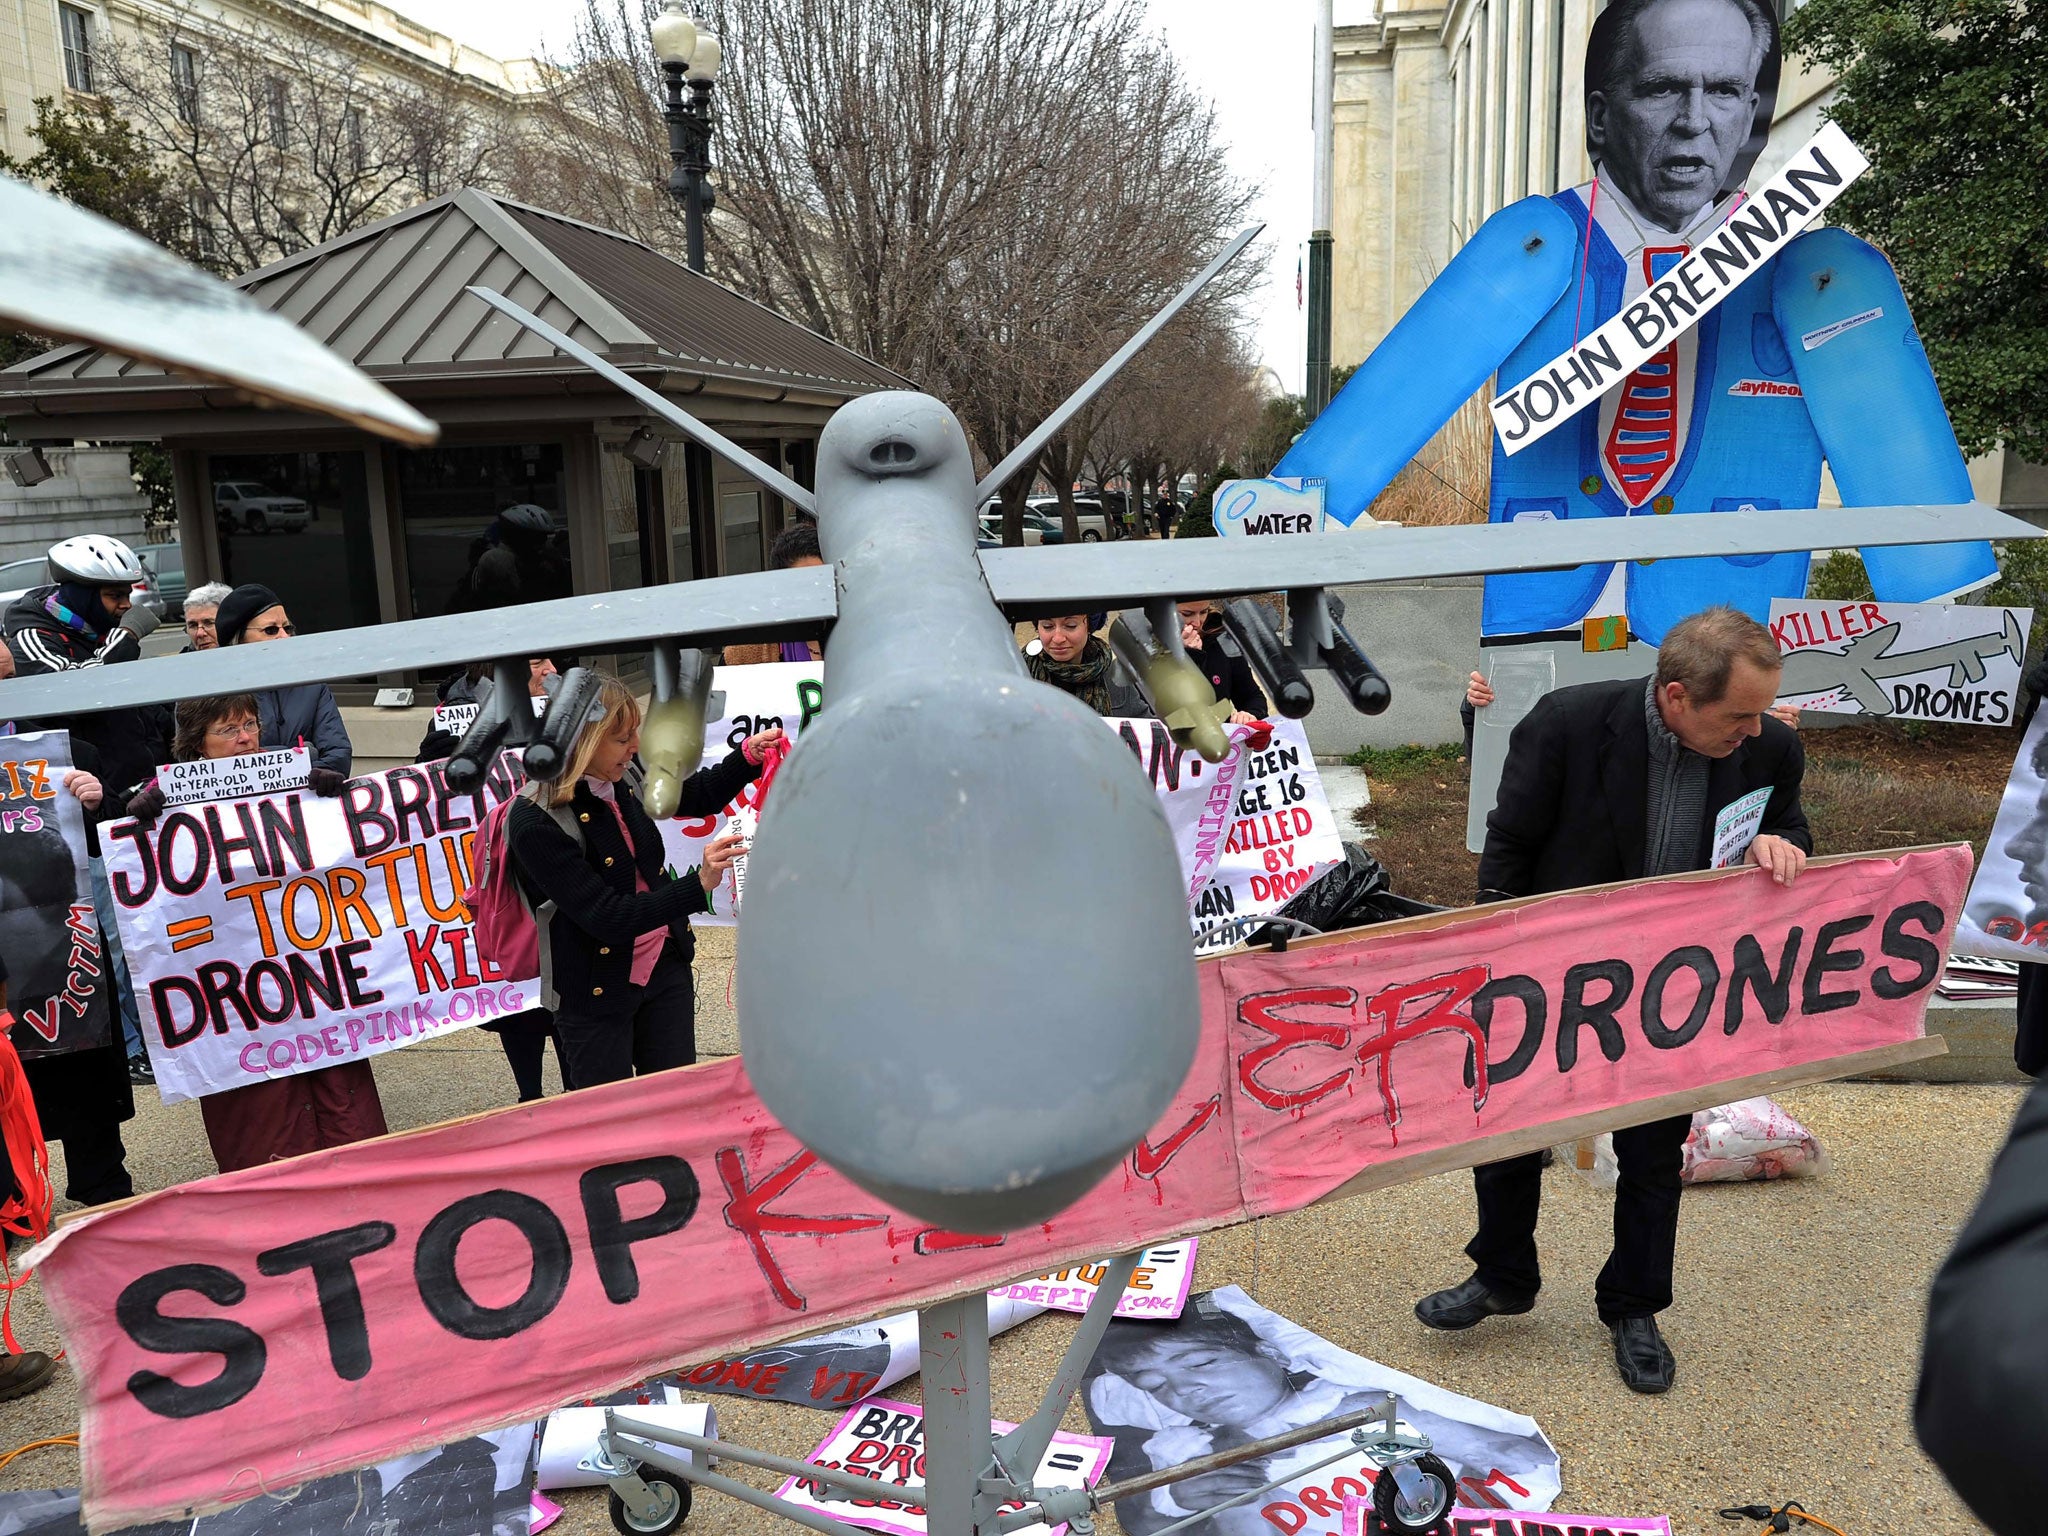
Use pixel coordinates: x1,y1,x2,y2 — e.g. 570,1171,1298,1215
531,0,1258,544
101,16,510,274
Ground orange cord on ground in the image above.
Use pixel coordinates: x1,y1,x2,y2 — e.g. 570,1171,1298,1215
1721,1502,1849,1536
0,1435,78,1475
0,1018,57,1358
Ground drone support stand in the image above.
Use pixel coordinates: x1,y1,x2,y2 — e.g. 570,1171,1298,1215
593,1249,1400,1536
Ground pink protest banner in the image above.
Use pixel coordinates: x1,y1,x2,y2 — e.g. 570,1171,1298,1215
29,848,1963,1528
1341,1497,1672,1536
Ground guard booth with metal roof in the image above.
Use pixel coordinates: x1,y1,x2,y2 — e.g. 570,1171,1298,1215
0,188,905,696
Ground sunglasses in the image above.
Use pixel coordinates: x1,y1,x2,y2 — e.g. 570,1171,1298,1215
248,621,296,637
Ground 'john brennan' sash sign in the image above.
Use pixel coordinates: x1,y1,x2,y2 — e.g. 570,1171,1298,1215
1490,122,1870,456
30,847,1965,1528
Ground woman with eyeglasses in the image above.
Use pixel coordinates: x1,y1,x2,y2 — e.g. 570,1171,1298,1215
141,695,388,1172
213,584,352,791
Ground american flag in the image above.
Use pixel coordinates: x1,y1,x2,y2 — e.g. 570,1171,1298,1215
1296,251,1303,309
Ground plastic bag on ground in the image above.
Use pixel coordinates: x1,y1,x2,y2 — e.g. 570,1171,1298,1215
1568,1096,1828,1189
1243,840,1442,943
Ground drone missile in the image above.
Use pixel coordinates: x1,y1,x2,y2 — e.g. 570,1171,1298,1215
640,642,719,819
1220,598,1315,718
736,392,1199,1233
446,658,546,792
1108,603,1236,764
522,666,605,782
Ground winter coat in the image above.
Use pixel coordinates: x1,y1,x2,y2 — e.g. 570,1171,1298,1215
258,683,352,776
1024,636,1150,718
2,586,170,802
508,749,759,1016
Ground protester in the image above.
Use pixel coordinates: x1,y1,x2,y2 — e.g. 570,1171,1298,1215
1024,615,1149,716
212,584,352,783
1177,600,1268,721
4,536,166,1091
126,696,388,1173
180,582,232,652
1917,1072,2048,1535
724,521,825,665
11,763,138,1207
508,674,773,1090
1154,496,1177,540
415,657,558,766
1419,606,1810,1394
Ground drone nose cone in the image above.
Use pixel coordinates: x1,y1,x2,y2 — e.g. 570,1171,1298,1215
821,391,967,486
734,676,1200,1232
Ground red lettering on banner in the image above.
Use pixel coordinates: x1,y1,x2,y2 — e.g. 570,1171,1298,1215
1237,988,1354,1110
715,1146,889,1312
911,1229,1005,1256
1131,1094,1222,1180
1356,965,1492,1142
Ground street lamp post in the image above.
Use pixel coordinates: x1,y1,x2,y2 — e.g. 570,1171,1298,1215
651,1,721,275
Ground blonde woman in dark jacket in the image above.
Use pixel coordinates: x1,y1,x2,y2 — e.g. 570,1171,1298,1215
507,674,779,1090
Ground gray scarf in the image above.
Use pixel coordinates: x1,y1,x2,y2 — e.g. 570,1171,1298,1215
1643,680,1709,876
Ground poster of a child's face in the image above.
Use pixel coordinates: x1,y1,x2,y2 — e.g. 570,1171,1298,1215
1080,1288,1560,1536
1584,0,1782,232
1959,710,2048,961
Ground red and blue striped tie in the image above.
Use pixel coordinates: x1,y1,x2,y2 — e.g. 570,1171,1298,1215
1603,245,1689,506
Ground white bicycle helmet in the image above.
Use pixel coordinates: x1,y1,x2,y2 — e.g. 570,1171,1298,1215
47,534,144,587
497,503,555,533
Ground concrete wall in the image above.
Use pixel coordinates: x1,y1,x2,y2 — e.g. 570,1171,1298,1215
1301,577,1482,756
0,446,151,563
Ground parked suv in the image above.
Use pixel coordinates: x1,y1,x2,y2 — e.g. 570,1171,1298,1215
213,481,311,533
1026,495,1111,542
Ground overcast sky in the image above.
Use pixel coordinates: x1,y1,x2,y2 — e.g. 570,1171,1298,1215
401,0,1378,394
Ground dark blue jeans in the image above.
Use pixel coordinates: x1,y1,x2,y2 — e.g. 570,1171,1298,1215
551,949,696,1092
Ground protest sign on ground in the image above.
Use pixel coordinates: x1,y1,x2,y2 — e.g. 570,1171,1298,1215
1082,1287,1559,1536
1341,1498,1671,1536
1957,708,2048,961
157,748,311,808
990,1241,1199,1320
106,753,532,1102
775,1398,1112,1536
1768,598,2029,722
30,847,1966,1528
672,1295,1045,1410
0,1424,541,1536
0,730,110,1059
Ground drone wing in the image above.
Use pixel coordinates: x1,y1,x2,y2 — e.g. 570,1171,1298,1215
0,174,434,445
0,568,834,720
979,503,2037,614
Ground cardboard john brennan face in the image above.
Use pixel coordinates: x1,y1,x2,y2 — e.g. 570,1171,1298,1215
1585,0,1779,233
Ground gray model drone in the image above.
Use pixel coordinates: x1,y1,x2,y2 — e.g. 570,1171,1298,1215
0,184,2031,1242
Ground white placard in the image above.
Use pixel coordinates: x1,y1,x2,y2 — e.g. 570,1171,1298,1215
157,748,311,807
1710,787,1772,870
1212,476,1326,537
432,693,549,734
1958,709,2048,962
987,1240,1200,1320
1769,598,2030,722
1492,123,1870,455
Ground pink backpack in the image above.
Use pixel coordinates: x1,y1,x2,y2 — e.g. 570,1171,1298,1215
465,795,577,980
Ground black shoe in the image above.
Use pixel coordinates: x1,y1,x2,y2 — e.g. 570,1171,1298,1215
1608,1315,1675,1393
0,1351,57,1402
127,1056,155,1085
1415,1276,1535,1331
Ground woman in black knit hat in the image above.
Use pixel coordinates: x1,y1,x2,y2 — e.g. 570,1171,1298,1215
212,584,353,788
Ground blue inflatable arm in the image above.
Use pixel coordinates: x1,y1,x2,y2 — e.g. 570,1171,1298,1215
1773,228,1998,602
1278,196,1580,526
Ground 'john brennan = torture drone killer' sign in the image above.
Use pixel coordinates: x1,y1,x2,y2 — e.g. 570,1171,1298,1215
28,845,1965,1528
1489,123,1869,455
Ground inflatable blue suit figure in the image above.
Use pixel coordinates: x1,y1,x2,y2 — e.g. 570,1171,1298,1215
1278,0,1995,646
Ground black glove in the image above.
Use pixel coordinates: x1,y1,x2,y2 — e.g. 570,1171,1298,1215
124,783,167,829
309,767,347,797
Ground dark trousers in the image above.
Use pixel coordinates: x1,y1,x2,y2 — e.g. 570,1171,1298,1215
1467,1112,1692,1322
552,950,696,1092
60,1122,132,1207
489,1009,559,1102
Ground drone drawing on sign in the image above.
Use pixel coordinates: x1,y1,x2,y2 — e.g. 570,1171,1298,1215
0,163,2034,1536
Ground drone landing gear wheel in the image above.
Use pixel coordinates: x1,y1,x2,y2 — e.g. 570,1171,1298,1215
1371,1453,1455,1536
608,1470,692,1534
